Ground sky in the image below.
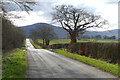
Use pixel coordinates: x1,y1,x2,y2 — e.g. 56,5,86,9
3,0,119,31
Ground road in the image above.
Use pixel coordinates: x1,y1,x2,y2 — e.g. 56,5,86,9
25,39,117,78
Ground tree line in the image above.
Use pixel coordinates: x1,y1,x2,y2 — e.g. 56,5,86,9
2,17,25,51
78,35,116,39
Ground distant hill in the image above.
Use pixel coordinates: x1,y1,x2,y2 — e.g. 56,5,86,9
19,23,119,39
19,23,68,39
84,29,119,39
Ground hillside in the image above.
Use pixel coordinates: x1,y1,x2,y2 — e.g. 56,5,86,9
19,23,119,39
85,29,119,39
19,23,68,39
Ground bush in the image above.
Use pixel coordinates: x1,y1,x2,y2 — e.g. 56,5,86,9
68,42,119,64
49,44,69,49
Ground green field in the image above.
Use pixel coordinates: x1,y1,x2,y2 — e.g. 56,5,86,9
37,39,118,45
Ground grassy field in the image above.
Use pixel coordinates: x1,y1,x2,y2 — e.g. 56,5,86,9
37,39,118,45
54,49,120,77
30,39,42,49
2,48,26,78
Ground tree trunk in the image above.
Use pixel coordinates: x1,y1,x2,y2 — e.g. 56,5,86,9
70,33,77,44
69,33,77,53
45,40,50,46
43,39,45,45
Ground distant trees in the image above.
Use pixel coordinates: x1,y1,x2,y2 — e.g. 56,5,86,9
78,35,91,39
2,17,25,51
78,35,102,39
78,34,117,40
52,5,108,45
95,35,102,39
103,35,116,39
30,26,57,45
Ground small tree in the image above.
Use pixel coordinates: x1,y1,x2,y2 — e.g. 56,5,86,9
95,35,102,39
30,26,56,45
110,36,116,39
52,5,108,45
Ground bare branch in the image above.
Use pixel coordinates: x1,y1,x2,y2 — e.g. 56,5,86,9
51,4,108,44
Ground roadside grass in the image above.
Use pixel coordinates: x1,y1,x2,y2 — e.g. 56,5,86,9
37,39,118,45
2,48,26,78
21,40,26,50
54,49,120,77
30,39,42,49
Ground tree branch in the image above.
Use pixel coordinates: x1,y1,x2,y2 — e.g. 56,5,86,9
64,22,72,31
59,21,69,32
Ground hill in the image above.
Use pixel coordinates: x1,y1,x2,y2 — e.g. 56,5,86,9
19,23,119,39
19,23,68,39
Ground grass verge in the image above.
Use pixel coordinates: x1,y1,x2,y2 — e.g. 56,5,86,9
30,39,42,49
21,40,26,50
54,49,120,77
2,48,26,78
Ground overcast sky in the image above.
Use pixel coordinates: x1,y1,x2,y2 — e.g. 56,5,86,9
4,0,119,31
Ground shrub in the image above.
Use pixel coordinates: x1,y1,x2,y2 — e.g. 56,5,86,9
49,44,69,49
68,42,119,64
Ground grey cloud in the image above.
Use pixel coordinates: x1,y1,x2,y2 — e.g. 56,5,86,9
104,0,119,4
3,1,21,11
31,2,55,20
2,1,37,12
33,2,97,19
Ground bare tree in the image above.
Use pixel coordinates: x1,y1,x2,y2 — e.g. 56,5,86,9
1,0,36,19
30,25,57,45
52,5,108,44
1,0,36,12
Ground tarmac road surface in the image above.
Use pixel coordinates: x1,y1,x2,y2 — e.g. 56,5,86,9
25,39,117,79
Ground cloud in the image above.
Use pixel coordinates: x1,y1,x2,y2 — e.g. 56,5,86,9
8,11,51,26
6,0,118,31
104,0,119,4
